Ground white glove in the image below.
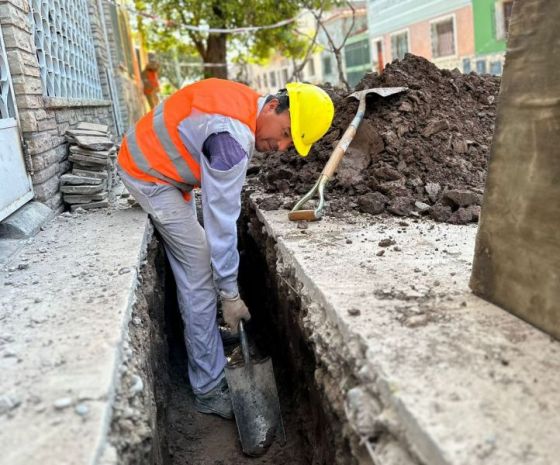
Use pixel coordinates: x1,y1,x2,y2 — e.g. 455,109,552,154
221,294,251,335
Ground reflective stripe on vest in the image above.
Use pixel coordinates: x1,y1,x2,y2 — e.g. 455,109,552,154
126,126,194,192
120,79,260,192
152,102,199,187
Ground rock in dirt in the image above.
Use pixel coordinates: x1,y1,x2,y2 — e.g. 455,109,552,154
255,53,499,224
258,197,283,211
357,192,388,215
443,189,482,207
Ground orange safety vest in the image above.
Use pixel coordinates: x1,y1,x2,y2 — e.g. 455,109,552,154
142,69,159,95
118,79,261,197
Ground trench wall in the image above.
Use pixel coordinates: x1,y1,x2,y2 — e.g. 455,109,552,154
240,197,372,465
107,237,169,464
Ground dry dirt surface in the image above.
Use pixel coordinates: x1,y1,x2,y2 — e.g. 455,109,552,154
165,326,309,465
253,54,501,224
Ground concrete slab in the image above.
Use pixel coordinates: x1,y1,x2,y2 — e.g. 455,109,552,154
251,198,560,465
0,207,151,465
0,201,53,239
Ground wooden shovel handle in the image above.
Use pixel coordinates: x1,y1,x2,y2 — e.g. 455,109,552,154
322,94,367,179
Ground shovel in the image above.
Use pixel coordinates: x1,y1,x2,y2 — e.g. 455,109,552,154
225,320,286,456
288,87,408,221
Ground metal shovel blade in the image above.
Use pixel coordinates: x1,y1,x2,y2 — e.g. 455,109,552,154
349,86,408,100
225,321,286,456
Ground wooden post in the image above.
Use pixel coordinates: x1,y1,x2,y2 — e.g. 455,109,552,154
470,0,560,339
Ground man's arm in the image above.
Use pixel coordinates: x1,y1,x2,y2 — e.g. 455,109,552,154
200,132,248,298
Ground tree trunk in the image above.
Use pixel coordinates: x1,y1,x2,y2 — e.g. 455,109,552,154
204,33,228,79
334,49,350,91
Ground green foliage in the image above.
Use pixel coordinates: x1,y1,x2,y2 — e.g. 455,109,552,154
135,0,337,79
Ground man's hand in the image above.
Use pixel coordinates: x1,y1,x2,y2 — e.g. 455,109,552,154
221,294,251,335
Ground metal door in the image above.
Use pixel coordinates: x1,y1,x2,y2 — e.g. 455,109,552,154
0,24,33,221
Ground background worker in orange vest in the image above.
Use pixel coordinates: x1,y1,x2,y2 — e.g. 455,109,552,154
117,78,334,419
141,57,160,109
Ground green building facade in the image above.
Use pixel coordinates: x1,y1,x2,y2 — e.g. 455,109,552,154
470,0,513,74
473,0,510,53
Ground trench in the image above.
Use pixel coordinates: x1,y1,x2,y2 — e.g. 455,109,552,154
108,201,350,465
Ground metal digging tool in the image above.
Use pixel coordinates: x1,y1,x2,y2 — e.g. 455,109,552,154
225,320,286,456
289,87,408,221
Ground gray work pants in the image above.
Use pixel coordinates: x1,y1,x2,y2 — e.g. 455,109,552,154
118,167,226,395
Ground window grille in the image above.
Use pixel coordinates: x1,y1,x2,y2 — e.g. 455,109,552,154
30,0,103,99
0,49,16,119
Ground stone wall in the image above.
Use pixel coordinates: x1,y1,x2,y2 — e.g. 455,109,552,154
0,0,144,212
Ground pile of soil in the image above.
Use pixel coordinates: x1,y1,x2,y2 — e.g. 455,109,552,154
252,54,501,224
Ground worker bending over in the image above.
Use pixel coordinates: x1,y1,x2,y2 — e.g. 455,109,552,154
117,78,334,419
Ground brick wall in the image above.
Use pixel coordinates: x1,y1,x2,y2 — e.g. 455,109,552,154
0,0,143,212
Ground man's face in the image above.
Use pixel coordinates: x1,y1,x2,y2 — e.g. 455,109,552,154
255,99,293,153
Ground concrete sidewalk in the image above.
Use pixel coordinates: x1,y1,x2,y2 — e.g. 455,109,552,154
251,200,560,465
1,197,558,465
0,207,151,465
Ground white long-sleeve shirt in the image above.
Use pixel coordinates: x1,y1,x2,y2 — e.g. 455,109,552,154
177,97,266,297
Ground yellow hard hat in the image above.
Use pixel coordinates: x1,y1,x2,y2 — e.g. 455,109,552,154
286,82,334,157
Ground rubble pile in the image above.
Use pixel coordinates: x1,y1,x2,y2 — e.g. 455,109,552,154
61,122,117,212
254,54,501,224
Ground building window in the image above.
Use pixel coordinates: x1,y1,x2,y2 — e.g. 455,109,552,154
307,59,315,77
495,0,514,40
30,0,103,99
503,1,514,33
322,56,332,76
431,18,456,58
372,39,384,73
282,68,289,84
391,31,409,60
269,71,276,88
263,73,268,88
476,59,487,74
256,75,261,89
345,39,370,69
490,60,503,75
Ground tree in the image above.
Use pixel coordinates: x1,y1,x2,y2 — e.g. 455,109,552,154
136,0,335,79
312,0,358,91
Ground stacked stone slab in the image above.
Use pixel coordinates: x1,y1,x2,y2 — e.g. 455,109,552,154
61,122,117,211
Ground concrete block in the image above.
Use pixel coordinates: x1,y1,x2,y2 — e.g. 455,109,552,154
1,24,33,53
30,144,68,172
0,4,31,32
60,184,104,195
60,174,103,185
15,94,44,110
6,49,40,77
31,163,59,185
24,131,65,155
32,174,59,201
44,191,62,211
0,201,52,238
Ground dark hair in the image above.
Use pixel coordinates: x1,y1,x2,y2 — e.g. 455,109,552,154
264,88,290,114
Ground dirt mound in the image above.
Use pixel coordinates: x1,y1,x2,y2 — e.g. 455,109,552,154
252,54,501,224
